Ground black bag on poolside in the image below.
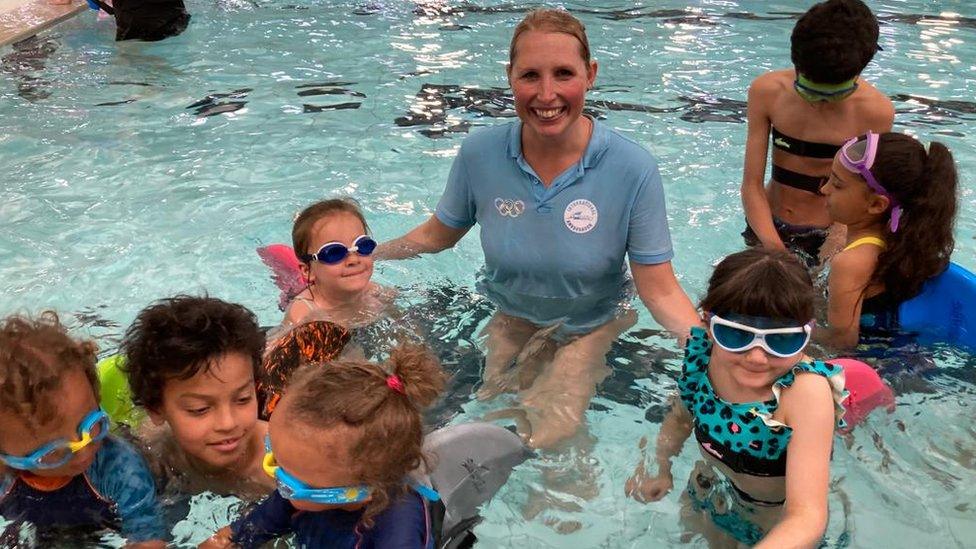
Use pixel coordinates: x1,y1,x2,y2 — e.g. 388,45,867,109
91,0,191,42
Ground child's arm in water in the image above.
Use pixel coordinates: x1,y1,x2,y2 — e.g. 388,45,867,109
819,246,878,349
625,395,694,502
741,73,785,250
94,438,168,548
755,372,836,549
201,490,294,549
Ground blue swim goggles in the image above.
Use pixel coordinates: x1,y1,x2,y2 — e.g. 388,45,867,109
263,435,371,505
0,408,110,470
299,235,377,265
709,314,812,358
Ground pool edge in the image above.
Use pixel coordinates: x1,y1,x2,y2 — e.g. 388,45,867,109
0,1,87,48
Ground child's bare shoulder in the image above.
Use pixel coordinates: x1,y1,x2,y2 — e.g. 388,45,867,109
831,245,880,279
750,70,793,93
283,290,316,324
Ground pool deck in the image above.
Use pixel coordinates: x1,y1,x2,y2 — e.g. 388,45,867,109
0,0,87,48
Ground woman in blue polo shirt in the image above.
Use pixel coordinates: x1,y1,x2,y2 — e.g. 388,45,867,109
380,9,699,449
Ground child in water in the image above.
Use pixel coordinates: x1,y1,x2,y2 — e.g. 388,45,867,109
741,0,893,265
120,296,273,500
283,198,395,328
0,312,166,547
820,132,958,347
201,344,446,549
626,248,846,548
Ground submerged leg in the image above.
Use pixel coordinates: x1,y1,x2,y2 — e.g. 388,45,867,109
518,310,637,450
477,312,540,400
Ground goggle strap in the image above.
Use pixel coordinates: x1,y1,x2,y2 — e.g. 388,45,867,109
890,206,902,233
412,483,441,502
262,451,278,478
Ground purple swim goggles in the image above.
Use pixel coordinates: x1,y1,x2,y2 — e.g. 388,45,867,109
839,131,902,232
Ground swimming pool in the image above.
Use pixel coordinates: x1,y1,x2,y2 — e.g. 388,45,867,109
1,0,974,546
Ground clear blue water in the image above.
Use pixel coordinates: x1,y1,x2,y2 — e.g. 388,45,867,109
1,0,974,547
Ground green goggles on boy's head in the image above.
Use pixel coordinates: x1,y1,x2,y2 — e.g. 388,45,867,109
794,74,858,103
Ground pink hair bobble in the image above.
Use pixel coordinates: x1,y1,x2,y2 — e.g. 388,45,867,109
386,374,405,394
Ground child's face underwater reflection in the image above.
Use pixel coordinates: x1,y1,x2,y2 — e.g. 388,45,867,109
149,352,260,471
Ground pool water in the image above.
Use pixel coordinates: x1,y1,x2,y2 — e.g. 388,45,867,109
1,0,975,547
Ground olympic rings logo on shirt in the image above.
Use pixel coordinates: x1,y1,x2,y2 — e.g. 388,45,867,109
494,198,525,218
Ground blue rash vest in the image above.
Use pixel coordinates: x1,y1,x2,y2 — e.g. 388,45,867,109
230,488,434,549
0,435,165,542
434,119,674,335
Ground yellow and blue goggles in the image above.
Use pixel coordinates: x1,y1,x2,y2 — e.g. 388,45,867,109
262,435,372,505
0,408,110,470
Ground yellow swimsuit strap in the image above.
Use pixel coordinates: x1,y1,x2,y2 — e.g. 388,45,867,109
843,236,886,252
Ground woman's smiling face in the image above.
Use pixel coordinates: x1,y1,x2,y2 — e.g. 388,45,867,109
508,30,596,142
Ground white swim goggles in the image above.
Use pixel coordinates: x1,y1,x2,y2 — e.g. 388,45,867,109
708,314,813,358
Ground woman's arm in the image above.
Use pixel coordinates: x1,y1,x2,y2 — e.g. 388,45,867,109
626,396,694,502
741,75,784,250
630,261,700,338
374,215,470,260
755,373,836,549
818,248,876,349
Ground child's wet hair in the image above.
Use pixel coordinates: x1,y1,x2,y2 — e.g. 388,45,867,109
258,319,352,419
868,133,957,299
292,198,371,260
0,311,99,428
121,295,265,411
281,343,446,525
701,248,815,323
791,0,879,83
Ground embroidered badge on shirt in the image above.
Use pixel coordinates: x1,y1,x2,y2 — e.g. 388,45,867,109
495,198,525,218
564,199,598,233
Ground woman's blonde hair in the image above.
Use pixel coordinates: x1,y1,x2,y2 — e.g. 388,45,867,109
509,9,591,65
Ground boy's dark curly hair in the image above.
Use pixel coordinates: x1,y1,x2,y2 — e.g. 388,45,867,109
791,0,879,83
120,295,265,410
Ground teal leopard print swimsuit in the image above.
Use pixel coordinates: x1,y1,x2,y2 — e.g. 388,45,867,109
678,327,847,544
679,327,847,480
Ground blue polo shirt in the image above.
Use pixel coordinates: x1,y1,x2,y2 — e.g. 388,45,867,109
435,119,673,334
